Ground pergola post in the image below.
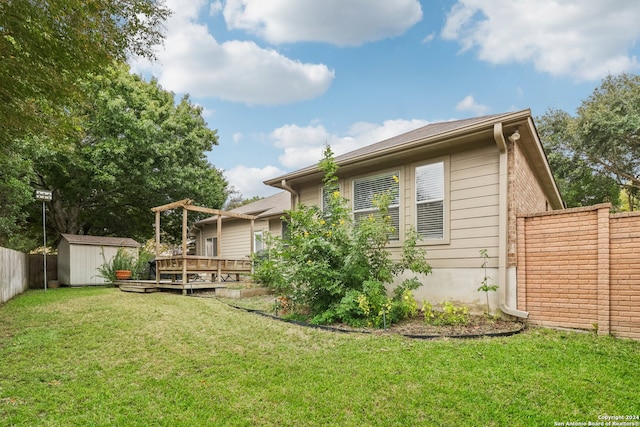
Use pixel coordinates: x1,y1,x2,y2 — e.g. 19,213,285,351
182,207,188,294
150,199,258,289
250,219,255,256
216,215,222,281
155,210,161,284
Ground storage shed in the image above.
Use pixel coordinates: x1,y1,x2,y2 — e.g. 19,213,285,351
57,234,140,286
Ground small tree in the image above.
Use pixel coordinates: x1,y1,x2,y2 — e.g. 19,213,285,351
477,249,499,315
254,146,432,327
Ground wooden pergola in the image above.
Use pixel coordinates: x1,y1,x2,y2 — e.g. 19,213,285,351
151,199,258,293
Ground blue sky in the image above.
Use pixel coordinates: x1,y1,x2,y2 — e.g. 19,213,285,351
131,0,640,199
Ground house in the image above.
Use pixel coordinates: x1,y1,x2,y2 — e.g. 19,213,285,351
57,234,140,286
263,109,563,317
191,191,291,258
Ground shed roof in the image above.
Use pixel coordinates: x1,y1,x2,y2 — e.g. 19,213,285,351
60,234,140,248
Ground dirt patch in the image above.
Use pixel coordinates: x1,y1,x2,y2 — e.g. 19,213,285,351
363,315,525,338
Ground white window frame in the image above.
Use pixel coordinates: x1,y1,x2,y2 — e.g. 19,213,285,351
321,184,340,214
414,159,448,243
254,231,265,253
205,237,218,257
352,170,401,241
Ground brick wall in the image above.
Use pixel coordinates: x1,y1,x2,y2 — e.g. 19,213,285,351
517,204,640,340
609,213,640,340
509,140,553,267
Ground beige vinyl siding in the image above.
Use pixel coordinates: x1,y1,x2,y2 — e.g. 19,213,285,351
269,219,282,236
199,219,270,258
298,185,321,206
396,142,500,269
196,225,216,256
287,142,501,269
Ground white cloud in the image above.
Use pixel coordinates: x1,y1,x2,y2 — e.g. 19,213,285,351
228,118,433,192
442,0,640,81
223,0,423,46
232,133,243,143
455,95,490,115
270,119,430,169
224,165,286,198
209,1,223,15
421,32,435,44
131,0,335,105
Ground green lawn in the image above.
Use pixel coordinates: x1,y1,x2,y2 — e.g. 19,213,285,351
1,288,638,426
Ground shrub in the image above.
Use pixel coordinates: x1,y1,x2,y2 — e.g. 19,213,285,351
253,146,432,328
97,246,151,285
423,301,470,326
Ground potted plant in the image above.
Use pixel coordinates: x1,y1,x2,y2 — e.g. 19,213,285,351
115,269,132,280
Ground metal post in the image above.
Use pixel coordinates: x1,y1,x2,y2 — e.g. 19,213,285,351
35,190,52,291
42,200,47,292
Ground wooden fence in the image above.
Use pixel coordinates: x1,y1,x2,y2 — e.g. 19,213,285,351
517,204,640,340
29,254,58,289
0,247,29,304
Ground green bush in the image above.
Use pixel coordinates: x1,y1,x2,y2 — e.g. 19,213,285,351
423,301,470,326
97,246,151,285
253,146,432,328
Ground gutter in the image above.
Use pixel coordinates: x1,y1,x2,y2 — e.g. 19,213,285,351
280,179,299,207
493,123,529,319
265,109,532,187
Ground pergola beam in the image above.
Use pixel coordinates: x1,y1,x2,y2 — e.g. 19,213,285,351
152,198,192,212
151,199,257,221
151,199,259,289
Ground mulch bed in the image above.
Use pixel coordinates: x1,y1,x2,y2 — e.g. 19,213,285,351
223,301,525,339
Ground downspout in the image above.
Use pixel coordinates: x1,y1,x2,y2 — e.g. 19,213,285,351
281,179,299,207
493,123,529,319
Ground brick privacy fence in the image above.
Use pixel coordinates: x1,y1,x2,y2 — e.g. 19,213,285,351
517,204,640,340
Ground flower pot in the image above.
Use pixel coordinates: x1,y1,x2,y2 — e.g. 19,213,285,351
115,270,132,280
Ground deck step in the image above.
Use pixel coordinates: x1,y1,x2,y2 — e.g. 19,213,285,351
118,282,160,293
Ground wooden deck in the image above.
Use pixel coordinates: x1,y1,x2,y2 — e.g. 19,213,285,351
152,255,252,294
156,255,251,278
117,279,270,298
119,256,253,295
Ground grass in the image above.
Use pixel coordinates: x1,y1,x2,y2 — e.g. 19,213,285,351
1,288,639,426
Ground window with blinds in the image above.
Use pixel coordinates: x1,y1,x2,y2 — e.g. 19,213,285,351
416,162,444,239
353,171,400,240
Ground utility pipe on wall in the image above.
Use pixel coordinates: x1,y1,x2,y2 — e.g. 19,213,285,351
493,123,529,319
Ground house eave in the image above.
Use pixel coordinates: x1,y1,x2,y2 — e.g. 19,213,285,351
264,110,533,189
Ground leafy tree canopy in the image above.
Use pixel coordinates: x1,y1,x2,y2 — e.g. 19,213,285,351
224,191,263,210
537,109,620,209
0,0,170,146
574,74,640,191
537,73,640,210
4,63,227,250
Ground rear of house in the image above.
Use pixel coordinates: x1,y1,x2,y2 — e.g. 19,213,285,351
265,110,563,316
192,191,291,258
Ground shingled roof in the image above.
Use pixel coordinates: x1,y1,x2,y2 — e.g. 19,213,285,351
195,191,291,226
264,110,528,185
